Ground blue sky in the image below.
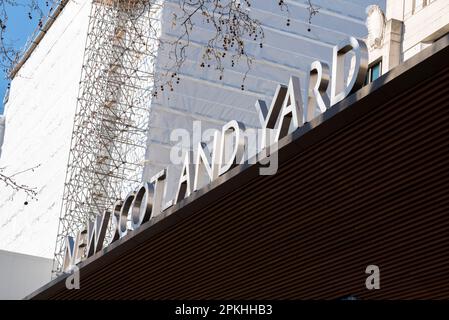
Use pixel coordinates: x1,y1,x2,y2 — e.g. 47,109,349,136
0,1,49,114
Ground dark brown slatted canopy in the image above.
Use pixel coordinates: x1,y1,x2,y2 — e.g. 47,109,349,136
29,36,449,300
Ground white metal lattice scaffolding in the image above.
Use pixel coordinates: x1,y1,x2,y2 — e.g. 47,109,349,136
52,0,162,276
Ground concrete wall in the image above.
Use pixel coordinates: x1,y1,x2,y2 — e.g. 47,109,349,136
0,0,90,258
0,249,52,299
0,0,383,260
402,0,449,61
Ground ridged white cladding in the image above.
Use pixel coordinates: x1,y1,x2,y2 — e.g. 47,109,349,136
144,0,385,202
0,0,384,259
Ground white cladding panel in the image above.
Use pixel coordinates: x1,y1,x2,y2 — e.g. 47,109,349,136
402,0,449,61
0,116,5,157
0,0,90,258
143,0,382,202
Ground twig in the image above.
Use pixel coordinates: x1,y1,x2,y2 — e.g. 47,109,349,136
0,164,41,201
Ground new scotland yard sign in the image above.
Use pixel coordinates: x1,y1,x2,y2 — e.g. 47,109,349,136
63,37,369,272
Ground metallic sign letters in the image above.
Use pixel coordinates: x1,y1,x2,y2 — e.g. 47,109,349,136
62,37,368,272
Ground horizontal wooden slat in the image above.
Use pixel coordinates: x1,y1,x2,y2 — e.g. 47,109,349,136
30,36,449,300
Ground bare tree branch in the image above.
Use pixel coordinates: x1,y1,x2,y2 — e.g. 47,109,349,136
0,0,48,74
154,0,291,95
0,1,321,202
306,0,320,32
0,164,41,201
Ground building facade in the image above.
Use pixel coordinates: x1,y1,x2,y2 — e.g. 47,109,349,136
28,34,449,299
3,0,449,300
365,0,449,83
0,0,380,260
0,250,52,300
0,115,5,157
